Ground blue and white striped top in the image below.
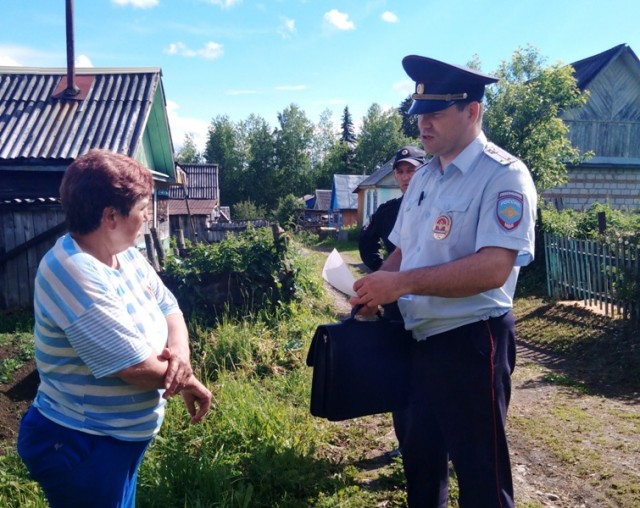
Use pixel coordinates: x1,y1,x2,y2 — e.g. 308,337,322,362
32,234,181,441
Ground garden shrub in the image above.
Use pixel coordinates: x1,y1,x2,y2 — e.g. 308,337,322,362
162,226,300,324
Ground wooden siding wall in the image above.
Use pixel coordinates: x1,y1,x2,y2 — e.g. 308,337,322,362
563,52,640,157
552,50,640,211
0,205,66,310
169,215,210,244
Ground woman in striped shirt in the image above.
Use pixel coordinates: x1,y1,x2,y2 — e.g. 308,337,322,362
17,149,212,508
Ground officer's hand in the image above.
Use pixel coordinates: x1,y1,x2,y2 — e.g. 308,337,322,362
351,271,401,310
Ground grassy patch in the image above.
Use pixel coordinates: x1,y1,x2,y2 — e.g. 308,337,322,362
1,239,638,507
514,296,639,395
0,332,34,384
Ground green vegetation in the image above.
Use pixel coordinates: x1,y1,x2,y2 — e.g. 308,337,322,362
0,316,34,384
1,230,638,507
540,201,640,242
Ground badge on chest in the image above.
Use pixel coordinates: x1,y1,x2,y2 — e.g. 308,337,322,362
433,214,452,240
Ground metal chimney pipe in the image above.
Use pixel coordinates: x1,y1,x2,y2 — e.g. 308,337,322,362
65,0,80,97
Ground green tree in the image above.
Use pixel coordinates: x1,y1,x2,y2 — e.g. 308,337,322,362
242,115,277,209
204,115,246,207
273,193,302,231
314,141,350,189
339,106,357,173
274,104,314,206
310,108,337,170
175,133,202,164
398,95,419,139
484,45,591,193
340,106,356,145
354,104,412,174
232,199,266,220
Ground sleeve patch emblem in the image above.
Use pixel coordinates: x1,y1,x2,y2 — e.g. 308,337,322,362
496,191,523,230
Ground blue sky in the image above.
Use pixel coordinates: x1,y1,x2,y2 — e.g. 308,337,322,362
1,0,639,152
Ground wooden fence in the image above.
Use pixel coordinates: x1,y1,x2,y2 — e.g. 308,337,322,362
544,233,640,322
0,203,66,311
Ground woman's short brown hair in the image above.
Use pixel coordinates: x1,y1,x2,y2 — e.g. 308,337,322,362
60,149,153,234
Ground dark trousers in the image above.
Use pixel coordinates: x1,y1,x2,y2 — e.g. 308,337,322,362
384,301,407,450
401,312,516,508
18,407,151,508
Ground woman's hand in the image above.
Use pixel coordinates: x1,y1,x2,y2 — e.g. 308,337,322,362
180,377,213,424
161,347,193,399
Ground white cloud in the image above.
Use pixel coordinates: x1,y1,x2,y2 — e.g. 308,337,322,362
381,11,398,23
275,85,306,91
75,54,94,68
165,41,224,60
323,9,355,31
278,17,296,39
205,0,242,8
0,44,60,67
0,55,20,66
166,100,209,152
393,79,414,97
111,0,159,8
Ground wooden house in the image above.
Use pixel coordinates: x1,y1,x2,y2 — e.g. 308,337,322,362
543,44,640,210
353,155,402,227
0,66,179,310
168,163,220,243
301,189,331,225
328,174,367,228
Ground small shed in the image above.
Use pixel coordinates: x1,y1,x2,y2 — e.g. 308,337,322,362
328,174,366,228
0,66,178,310
543,43,640,210
301,189,331,226
167,163,220,243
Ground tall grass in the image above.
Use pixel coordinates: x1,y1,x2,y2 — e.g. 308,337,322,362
1,236,407,507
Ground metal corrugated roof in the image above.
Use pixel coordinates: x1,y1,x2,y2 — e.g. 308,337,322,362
331,174,366,210
0,66,162,161
169,164,219,200
356,157,394,189
168,198,218,216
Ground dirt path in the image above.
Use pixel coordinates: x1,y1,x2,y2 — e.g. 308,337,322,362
325,251,639,507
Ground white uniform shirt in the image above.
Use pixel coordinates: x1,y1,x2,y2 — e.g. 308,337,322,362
389,132,537,339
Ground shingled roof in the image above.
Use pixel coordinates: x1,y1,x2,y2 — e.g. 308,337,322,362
0,66,175,180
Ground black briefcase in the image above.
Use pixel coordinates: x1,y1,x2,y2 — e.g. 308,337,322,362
306,305,413,421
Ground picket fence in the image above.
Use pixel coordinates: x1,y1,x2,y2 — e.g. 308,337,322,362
544,233,640,322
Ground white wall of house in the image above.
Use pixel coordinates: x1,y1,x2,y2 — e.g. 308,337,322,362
363,187,402,224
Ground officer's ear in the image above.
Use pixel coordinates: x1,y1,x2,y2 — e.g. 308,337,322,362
467,101,482,124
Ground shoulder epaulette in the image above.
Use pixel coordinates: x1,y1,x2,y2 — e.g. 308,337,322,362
484,143,518,165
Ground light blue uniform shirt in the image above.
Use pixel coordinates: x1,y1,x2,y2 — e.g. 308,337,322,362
389,132,537,339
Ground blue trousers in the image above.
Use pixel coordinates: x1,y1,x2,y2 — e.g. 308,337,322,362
17,407,151,508
401,312,516,508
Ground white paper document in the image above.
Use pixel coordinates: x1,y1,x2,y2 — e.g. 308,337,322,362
322,248,357,297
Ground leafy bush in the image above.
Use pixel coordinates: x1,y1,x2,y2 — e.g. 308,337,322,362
273,194,301,231
232,200,267,220
540,202,640,241
162,227,323,326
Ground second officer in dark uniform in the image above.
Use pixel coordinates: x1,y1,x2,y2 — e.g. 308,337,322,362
359,145,426,272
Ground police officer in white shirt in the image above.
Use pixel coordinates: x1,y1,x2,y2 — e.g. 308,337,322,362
350,55,537,508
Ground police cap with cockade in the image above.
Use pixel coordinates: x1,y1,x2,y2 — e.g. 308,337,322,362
393,145,426,170
402,55,499,115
